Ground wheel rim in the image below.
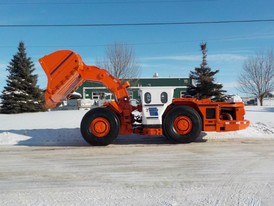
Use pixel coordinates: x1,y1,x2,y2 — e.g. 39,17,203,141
90,117,110,138
173,116,192,135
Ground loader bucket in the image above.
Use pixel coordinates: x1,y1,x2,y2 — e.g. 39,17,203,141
39,50,85,109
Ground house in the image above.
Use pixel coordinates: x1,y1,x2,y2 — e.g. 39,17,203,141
75,76,192,101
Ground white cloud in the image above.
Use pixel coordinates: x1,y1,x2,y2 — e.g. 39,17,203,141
223,81,238,89
141,63,172,68
0,62,7,68
0,63,8,79
208,54,247,61
142,53,247,62
142,55,200,61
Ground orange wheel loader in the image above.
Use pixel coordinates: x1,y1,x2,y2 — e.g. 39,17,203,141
39,50,250,146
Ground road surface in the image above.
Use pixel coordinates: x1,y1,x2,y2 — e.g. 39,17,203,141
1,138,274,206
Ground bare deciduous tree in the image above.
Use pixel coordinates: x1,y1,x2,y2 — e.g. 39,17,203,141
238,50,274,106
97,43,140,80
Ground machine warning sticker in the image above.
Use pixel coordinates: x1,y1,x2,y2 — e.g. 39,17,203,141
148,107,159,116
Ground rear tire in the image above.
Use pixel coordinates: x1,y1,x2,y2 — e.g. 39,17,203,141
80,107,120,146
163,106,202,143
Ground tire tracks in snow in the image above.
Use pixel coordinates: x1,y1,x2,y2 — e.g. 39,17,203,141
207,150,274,206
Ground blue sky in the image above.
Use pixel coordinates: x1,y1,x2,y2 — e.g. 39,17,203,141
1,0,274,96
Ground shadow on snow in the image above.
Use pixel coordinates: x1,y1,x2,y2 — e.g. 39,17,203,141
0,128,207,147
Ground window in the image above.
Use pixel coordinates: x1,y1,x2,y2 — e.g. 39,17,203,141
128,91,133,99
92,92,101,99
180,91,185,98
161,92,168,103
144,92,151,104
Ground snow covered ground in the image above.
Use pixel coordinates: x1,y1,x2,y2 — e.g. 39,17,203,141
1,106,274,206
0,106,274,146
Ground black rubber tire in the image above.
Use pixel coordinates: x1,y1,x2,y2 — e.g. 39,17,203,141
163,106,202,143
80,107,120,146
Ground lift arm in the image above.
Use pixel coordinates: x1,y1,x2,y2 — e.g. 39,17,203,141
39,50,130,109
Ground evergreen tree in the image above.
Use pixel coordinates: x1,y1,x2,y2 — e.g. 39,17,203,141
0,41,45,113
187,43,226,101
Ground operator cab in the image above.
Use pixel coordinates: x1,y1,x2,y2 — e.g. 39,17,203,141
138,87,174,126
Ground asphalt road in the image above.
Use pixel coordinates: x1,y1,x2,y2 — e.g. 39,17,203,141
1,138,274,206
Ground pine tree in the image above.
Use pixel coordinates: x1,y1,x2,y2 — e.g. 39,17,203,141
187,43,226,101
0,41,45,113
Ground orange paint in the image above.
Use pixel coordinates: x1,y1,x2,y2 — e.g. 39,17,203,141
90,117,110,138
40,50,249,143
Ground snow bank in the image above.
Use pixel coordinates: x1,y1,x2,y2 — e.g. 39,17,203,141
0,110,88,146
0,106,273,146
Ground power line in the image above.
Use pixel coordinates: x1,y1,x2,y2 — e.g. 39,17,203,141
0,0,217,5
1,32,274,49
1,19,274,28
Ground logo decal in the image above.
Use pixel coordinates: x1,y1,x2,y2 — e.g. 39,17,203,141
148,107,158,116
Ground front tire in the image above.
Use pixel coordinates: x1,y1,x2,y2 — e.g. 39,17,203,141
163,106,202,143
80,107,120,146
